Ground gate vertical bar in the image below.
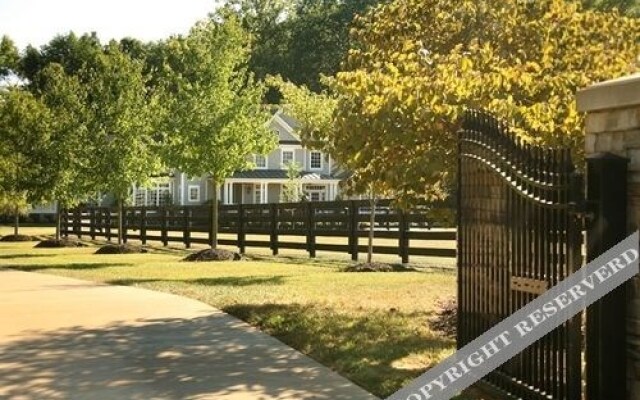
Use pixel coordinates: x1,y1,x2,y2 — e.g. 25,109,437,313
586,153,629,400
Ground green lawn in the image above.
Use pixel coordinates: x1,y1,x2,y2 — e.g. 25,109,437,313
0,227,487,399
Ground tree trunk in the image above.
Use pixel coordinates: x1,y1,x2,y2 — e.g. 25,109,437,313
13,205,19,237
55,202,62,241
368,189,376,264
210,178,219,249
117,198,124,245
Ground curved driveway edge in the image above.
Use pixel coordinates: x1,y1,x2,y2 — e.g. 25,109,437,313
0,269,378,400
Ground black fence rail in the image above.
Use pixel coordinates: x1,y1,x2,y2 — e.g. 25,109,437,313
62,199,456,263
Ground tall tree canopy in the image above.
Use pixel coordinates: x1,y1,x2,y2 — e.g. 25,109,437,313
18,32,103,90
223,0,384,100
324,0,639,201
36,63,96,239
0,36,19,78
158,16,275,248
72,44,164,243
0,89,54,234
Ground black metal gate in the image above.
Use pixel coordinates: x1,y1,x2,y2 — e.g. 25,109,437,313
457,110,584,400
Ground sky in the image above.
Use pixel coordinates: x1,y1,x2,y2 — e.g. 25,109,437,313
0,0,218,50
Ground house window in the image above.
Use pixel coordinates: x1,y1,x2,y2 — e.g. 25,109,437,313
305,185,326,202
134,182,172,207
254,154,267,169
155,183,172,206
310,151,322,170
253,184,263,204
188,185,200,202
282,150,294,167
134,188,146,206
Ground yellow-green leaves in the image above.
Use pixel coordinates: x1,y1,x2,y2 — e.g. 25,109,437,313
331,0,639,201
159,16,275,183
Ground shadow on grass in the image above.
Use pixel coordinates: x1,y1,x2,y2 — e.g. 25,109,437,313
247,254,347,268
107,276,286,288
0,315,370,400
0,254,51,260
223,303,455,398
8,263,132,272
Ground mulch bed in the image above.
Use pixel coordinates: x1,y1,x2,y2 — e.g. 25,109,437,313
184,248,242,262
429,297,457,338
0,234,35,242
343,262,417,273
35,239,88,248
95,244,148,254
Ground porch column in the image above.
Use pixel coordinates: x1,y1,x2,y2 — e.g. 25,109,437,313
225,182,232,205
261,182,268,204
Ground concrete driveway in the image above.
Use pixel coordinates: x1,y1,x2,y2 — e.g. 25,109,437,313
0,269,378,400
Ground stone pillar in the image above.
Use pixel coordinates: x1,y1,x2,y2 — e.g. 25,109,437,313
577,73,640,400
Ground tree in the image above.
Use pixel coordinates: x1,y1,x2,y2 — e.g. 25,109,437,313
18,32,103,91
0,89,54,237
285,0,384,92
0,36,19,78
280,161,302,202
327,0,639,202
75,44,164,245
582,0,640,16
36,63,95,241
270,76,386,264
223,0,385,100
158,16,276,249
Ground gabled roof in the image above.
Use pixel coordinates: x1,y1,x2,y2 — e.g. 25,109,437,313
269,109,302,144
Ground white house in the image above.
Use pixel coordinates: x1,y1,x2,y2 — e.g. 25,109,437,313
130,110,347,207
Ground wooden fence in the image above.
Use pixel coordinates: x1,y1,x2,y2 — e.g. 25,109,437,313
62,199,456,263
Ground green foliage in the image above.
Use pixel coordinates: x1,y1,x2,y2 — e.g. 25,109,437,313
0,36,19,77
158,16,276,183
223,0,384,100
286,0,385,93
329,0,640,201
268,76,337,149
582,0,640,16
0,88,55,205
0,192,29,216
73,44,164,200
18,32,103,91
280,161,302,202
36,63,95,208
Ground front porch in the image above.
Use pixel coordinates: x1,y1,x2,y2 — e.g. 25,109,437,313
221,180,340,205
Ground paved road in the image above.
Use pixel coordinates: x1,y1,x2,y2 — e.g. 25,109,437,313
0,269,378,400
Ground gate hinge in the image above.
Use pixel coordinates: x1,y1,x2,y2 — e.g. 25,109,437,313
569,200,596,227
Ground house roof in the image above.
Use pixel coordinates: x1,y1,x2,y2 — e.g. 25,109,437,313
231,170,338,180
270,110,302,144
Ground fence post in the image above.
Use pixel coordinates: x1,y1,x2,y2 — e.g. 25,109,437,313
270,203,278,255
75,208,81,239
183,207,191,248
161,207,168,246
238,204,246,254
140,207,147,245
585,153,629,400
90,208,96,240
349,200,358,261
307,202,316,258
106,208,112,241
62,208,69,238
122,207,128,244
399,208,410,264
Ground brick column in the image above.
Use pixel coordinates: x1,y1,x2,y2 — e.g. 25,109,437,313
577,73,640,400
